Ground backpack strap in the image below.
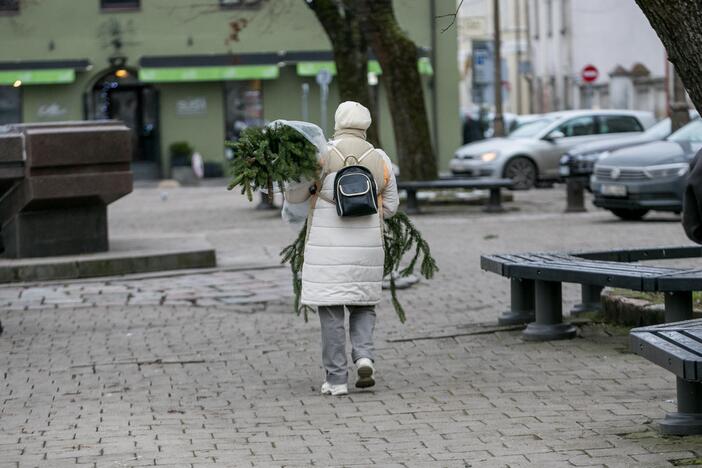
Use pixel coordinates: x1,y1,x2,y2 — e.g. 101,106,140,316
330,146,346,164
357,147,376,163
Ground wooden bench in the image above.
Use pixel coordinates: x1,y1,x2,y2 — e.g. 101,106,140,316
481,246,702,341
630,319,702,435
397,178,514,214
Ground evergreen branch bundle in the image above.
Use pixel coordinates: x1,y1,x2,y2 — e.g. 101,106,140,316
382,212,439,322
280,212,439,323
279,224,315,322
226,123,438,323
227,125,319,202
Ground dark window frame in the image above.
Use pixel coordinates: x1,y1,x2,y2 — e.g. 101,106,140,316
556,115,597,137
219,0,265,10
100,0,140,12
0,85,22,125
597,115,644,135
0,0,19,15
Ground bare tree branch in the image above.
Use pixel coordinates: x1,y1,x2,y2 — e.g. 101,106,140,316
439,0,464,33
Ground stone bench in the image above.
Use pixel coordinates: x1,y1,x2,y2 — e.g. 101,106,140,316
481,246,702,341
397,178,514,214
0,121,133,258
630,319,702,435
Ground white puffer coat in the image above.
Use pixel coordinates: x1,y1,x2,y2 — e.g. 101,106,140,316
288,102,399,306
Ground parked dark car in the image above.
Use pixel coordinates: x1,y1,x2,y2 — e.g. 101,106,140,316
591,119,702,220
560,112,699,179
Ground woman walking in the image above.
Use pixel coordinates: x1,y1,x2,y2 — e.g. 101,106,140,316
286,101,399,395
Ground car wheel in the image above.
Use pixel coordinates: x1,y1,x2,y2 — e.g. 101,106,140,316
504,157,537,190
610,208,649,221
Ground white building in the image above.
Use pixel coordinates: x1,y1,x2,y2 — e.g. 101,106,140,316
529,0,668,116
458,0,530,115
459,0,672,118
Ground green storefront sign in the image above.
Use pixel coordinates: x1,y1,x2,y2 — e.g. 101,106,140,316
139,65,280,83
0,69,75,85
296,58,433,77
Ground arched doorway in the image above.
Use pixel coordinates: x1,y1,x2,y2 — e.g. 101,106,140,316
86,67,160,179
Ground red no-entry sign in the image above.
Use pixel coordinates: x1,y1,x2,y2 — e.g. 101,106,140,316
582,64,599,83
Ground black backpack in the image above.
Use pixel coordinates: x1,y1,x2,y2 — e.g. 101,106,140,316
330,148,379,217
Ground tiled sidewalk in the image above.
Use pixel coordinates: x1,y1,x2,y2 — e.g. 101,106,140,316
1,186,701,467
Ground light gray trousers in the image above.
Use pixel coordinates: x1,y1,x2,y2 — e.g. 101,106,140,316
318,305,376,385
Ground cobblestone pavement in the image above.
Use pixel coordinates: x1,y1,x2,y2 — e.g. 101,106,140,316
1,185,701,467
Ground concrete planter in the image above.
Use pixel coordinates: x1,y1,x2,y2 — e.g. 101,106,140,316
601,289,702,327
171,166,199,186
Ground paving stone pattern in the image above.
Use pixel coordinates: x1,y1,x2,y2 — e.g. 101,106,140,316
1,185,701,467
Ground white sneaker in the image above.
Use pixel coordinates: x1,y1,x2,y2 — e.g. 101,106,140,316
355,358,375,388
320,382,348,396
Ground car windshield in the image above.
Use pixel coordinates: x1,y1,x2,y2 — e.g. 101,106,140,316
667,119,702,142
643,118,671,140
507,117,556,139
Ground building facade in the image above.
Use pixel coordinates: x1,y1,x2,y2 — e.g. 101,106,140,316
0,0,460,178
458,0,531,116
529,0,668,117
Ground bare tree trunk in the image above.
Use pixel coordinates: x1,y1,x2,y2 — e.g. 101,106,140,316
635,1,701,114
305,0,380,146
671,70,691,132
358,0,438,181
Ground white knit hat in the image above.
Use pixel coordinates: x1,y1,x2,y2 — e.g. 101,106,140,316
334,101,372,131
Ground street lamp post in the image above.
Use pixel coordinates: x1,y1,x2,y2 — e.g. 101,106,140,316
493,0,505,137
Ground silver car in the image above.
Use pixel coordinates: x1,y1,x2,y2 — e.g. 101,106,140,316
449,110,656,189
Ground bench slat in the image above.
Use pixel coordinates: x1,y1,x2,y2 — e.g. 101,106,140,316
577,246,702,262
398,178,513,190
658,331,702,380
658,271,702,291
630,319,702,333
630,331,702,381
481,253,687,291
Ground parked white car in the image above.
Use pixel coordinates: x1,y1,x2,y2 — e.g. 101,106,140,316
449,110,656,189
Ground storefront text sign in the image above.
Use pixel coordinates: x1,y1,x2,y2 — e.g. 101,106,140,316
176,97,207,116
37,103,68,118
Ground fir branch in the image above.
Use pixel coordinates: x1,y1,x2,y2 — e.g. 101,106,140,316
227,124,319,202
281,212,439,323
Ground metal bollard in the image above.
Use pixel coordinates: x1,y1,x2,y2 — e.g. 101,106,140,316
565,177,587,213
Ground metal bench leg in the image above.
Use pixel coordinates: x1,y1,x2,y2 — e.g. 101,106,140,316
659,377,702,435
498,278,535,325
570,284,604,317
523,280,577,341
404,189,420,214
664,291,693,323
483,188,505,213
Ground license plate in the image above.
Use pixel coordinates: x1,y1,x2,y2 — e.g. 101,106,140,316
559,166,570,177
601,184,627,197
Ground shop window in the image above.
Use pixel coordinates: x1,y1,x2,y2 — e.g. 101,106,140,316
224,81,264,142
0,0,19,12
0,86,21,125
101,0,140,10
220,0,264,9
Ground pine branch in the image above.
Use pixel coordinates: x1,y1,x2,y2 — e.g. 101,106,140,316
227,124,319,202
281,212,438,323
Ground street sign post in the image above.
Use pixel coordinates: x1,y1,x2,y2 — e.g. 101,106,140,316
581,64,599,83
581,64,598,109
316,69,332,135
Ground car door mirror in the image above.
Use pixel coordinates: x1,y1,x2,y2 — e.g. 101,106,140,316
545,130,565,142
